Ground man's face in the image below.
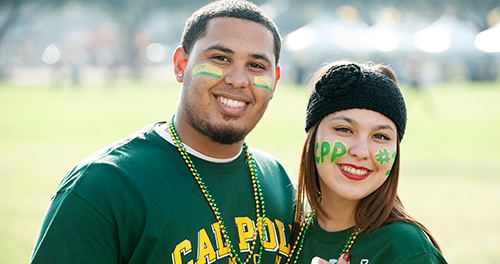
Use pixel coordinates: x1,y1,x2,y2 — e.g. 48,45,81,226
175,17,280,145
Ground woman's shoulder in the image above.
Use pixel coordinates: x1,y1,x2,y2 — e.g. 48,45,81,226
377,221,425,237
368,221,430,245
355,222,447,263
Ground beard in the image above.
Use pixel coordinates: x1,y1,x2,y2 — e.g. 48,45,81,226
186,108,249,145
180,75,257,145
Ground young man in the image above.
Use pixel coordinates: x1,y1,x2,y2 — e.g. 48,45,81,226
30,1,294,263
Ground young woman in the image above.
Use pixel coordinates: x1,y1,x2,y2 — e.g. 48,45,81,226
287,61,447,264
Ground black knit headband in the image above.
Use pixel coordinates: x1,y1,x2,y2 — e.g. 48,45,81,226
305,63,407,141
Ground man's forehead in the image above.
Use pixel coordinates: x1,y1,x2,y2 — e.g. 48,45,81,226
199,17,276,60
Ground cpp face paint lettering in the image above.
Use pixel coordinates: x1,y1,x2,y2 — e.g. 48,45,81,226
330,141,347,163
193,63,223,78
315,140,348,164
253,76,273,93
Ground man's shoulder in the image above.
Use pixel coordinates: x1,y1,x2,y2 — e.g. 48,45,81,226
247,146,286,171
57,122,169,192
248,146,280,163
247,146,291,182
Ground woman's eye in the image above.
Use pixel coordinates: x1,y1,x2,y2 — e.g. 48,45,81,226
374,134,390,141
334,127,351,133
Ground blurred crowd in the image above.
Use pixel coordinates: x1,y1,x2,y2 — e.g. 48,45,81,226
1,0,499,86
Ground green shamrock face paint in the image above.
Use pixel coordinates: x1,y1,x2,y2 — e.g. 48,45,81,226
193,63,222,78
315,140,347,164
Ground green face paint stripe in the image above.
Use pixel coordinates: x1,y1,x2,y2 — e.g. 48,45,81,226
193,72,221,78
192,64,222,79
253,76,273,92
330,141,347,163
385,168,392,177
253,83,273,92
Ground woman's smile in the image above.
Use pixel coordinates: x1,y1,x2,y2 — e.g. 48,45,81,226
339,164,371,180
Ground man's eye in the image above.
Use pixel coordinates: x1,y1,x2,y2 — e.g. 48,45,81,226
250,63,264,69
213,56,228,61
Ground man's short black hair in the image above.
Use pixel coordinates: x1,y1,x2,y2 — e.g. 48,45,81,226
181,0,282,64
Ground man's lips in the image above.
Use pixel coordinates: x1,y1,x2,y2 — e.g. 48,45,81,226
339,164,372,181
216,95,247,108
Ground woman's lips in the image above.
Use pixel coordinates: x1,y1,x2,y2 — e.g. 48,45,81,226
339,164,371,181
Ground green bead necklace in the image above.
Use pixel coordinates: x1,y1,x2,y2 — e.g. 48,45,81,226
167,114,266,264
286,212,359,264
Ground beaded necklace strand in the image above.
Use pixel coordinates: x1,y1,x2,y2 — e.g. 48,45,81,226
286,212,359,264
167,114,266,264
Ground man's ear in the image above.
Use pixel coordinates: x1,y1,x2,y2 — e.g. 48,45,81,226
173,46,188,82
271,65,281,97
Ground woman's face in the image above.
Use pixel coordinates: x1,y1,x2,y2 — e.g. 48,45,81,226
315,108,398,204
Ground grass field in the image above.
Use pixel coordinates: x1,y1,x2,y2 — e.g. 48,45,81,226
1,80,499,263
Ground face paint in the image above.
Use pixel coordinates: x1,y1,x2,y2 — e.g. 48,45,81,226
374,148,394,165
316,141,330,164
315,140,347,164
193,63,222,78
375,148,397,177
253,76,273,93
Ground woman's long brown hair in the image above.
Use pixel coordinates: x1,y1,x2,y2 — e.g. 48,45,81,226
292,61,442,252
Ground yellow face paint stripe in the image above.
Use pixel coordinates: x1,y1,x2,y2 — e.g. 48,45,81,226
192,63,222,78
253,76,273,92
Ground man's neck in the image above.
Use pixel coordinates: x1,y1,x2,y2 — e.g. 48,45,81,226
169,116,245,159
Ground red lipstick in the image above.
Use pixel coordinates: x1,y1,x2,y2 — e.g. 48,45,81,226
338,164,371,181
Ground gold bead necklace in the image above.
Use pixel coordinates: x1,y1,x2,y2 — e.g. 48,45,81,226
167,114,266,264
286,212,359,264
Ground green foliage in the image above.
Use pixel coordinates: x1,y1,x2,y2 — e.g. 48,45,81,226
0,80,499,263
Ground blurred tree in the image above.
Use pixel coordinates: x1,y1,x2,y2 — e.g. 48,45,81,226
446,0,500,30
284,0,500,28
0,0,68,79
1,0,499,81
0,0,22,45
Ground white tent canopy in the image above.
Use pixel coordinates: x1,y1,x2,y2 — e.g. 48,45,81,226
413,14,479,53
284,14,372,54
475,21,500,53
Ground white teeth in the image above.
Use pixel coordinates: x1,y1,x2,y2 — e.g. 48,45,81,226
218,96,246,108
341,165,368,176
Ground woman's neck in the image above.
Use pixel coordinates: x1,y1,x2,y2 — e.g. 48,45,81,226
317,198,358,232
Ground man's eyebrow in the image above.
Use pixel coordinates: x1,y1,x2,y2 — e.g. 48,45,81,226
204,45,234,54
205,45,272,65
251,54,271,65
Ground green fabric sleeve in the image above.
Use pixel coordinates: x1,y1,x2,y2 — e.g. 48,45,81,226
402,252,448,264
31,191,118,263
